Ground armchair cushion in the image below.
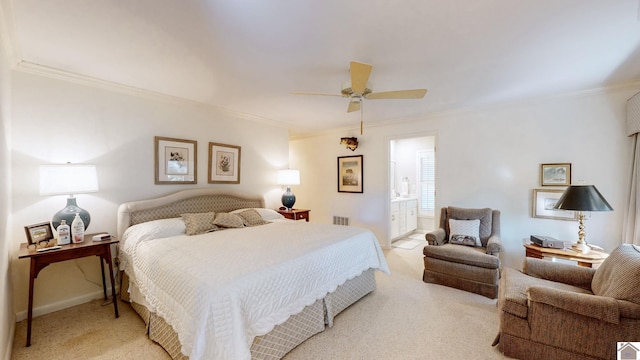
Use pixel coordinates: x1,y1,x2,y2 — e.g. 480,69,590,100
424,244,499,269
500,267,592,319
591,244,640,304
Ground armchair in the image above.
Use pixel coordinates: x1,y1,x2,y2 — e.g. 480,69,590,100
423,207,502,298
495,244,640,360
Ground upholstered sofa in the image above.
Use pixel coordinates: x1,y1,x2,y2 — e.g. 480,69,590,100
495,244,640,360
423,207,502,299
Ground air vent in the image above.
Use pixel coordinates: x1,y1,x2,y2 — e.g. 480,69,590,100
333,216,349,226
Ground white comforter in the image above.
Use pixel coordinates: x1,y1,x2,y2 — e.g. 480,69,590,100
120,219,389,360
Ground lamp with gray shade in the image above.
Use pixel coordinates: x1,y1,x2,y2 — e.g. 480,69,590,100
277,169,300,210
39,163,99,231
553,184,613,253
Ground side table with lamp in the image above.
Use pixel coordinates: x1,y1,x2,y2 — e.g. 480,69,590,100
18,162,119,347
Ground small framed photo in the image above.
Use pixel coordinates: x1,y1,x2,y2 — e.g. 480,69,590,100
540,163,571,186
155,136,197,184
532,189,577,221
24,222,54,247
208,142,241,184
338,155,363,193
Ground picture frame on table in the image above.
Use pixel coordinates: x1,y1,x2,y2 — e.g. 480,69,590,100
155,136,197,184
208,142,241,184
24,222,54,248
338,155,363,193
540,163,571,186
532,189,577,221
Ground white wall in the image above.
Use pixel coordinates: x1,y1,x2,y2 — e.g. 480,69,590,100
0,31,14,360
9,71,290,320
290,87,637,269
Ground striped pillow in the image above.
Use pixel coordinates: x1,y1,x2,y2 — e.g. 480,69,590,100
591,244,640,304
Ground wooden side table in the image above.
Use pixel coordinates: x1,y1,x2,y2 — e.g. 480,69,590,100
277,208,310,222
523,243,609,268
18,234,119,346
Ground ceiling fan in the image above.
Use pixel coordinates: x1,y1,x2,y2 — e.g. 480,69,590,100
292,61,428,134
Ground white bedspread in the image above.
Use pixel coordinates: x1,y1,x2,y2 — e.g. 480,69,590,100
120,220,389,360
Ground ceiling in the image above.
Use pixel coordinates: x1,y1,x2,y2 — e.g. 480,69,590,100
4,0,640,136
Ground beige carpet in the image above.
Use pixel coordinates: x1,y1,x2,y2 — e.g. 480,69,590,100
11,243,509,359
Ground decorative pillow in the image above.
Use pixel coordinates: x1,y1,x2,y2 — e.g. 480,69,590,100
591,244,640,304
212,213,246,228
231,208,285,221
448,219,481,247
181,212,218,235
235,209,270,227
447,207,493,245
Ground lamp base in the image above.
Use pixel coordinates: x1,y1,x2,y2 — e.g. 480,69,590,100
52,196,91,231
281,186,296,210
571,241,590,254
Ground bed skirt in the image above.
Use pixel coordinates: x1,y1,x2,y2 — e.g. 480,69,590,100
121,268,377,360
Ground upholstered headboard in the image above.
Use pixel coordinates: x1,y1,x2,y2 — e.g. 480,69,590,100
116,188,265,239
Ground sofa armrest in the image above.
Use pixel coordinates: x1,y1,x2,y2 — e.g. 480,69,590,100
486,235,502,255
426,228,446,246
524,258,595,290
528,286,622,324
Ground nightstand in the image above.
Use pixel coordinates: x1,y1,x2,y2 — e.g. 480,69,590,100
277,209,310,222
17,234,119,346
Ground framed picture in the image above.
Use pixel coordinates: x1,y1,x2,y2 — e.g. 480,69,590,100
155,136,197,184
338,155,363,193
24,222,54,247
540,163,571,186
208,142,241,184
532,189,577,220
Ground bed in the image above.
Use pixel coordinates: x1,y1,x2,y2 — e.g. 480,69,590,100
116,188,389,360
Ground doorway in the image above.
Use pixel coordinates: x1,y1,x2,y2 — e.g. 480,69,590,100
389,134,436,244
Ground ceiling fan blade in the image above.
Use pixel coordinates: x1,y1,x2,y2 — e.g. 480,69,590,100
350,61,373,94
366,89,427,99
291,91,342,97
347,100,361,113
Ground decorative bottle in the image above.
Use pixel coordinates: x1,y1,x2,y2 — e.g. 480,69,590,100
56,220,71,245
71,213,85,243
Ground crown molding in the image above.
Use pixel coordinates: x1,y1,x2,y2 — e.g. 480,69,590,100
0,0,21,67
13,60,290,129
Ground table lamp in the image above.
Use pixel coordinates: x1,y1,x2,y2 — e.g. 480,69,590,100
39,163,99,230
277,169,300,210
553,184,613,253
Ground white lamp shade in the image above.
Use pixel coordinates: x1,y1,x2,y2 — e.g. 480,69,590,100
39,164,99,195
277,169,300,185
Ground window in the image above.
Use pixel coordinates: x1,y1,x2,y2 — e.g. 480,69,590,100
418,150,435,216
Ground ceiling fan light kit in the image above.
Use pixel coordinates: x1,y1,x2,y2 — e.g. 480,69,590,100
293,61,427,134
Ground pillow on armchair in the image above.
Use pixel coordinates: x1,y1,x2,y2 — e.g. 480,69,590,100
448,219,481,247
446,207,493,247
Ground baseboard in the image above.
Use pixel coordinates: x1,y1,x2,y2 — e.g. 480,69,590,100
4,318,14,360
14,286,118,322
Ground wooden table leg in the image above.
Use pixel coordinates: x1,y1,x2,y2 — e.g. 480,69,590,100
26,259,36,347
99,256,107,300
105,245,119,318
577,261,593,268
